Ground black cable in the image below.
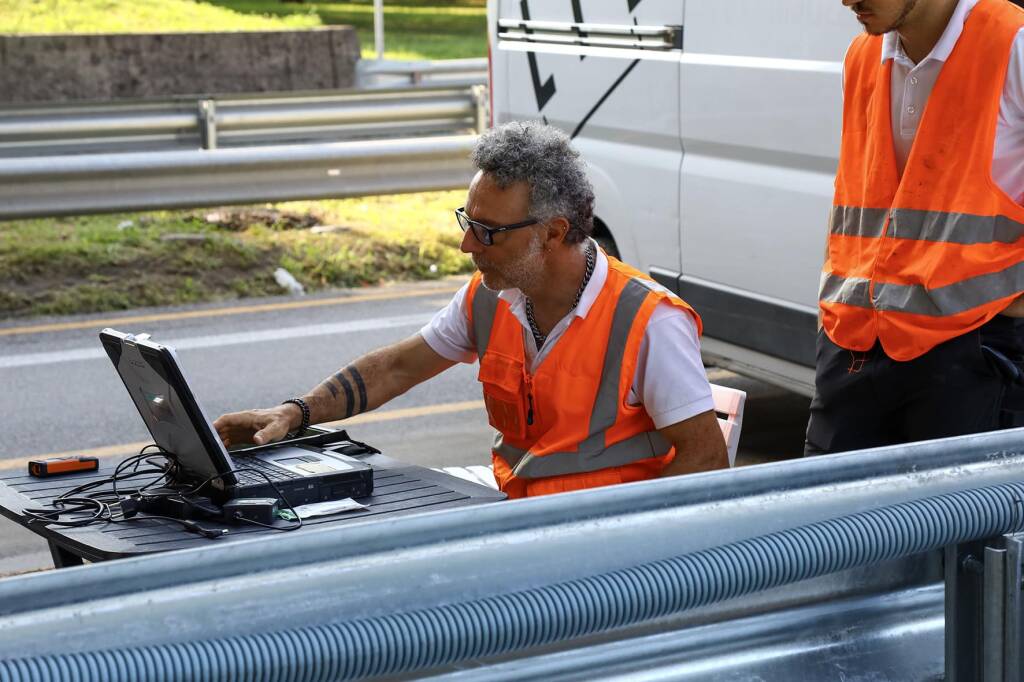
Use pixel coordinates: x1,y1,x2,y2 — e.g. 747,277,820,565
106,512,227,539
25,452,170,527
23,498,106,527
25,445,303,533
111,449,172,500
25,447,177,529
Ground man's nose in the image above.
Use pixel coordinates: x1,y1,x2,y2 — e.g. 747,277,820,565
460,227,483,254
842,0,859,7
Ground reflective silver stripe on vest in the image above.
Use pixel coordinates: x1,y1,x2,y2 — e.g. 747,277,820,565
494,277,671,479
819,272,872,309
820,266,1024,317
830,206,888,239
831,205,1024,245
889,208,1024,245
495,430,671,478
580,278,652,444
471,282,499,358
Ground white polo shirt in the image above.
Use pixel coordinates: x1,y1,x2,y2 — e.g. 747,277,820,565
879,0,1024,202
420,244,714,430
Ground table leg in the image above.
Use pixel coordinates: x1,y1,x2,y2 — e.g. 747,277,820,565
48,541,84,568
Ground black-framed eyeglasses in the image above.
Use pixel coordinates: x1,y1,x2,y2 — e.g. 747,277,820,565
455,207,539,246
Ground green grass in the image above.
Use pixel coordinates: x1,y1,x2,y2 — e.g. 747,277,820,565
0,1,486,318
0,0,487,60
0,192,475,318
0,0,321,34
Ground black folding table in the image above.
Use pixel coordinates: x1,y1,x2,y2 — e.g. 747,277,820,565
0,451,505,568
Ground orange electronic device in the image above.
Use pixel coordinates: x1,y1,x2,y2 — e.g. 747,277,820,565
28,456,99,478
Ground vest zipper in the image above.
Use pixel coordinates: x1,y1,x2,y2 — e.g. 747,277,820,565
524,370,535,426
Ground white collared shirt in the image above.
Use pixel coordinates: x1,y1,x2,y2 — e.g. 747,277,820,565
877,0,1024,202
420,243,714,430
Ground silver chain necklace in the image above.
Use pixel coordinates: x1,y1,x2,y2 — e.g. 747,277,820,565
525,241,596,350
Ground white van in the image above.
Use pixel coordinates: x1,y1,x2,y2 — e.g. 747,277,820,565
487,0,860,396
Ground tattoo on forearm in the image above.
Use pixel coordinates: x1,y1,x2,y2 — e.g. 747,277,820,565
348,366,368,413
333,371,356,419
322,379,339,399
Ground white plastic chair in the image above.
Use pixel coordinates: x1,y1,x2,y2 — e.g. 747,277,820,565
434,464,500,490
710,383,746,468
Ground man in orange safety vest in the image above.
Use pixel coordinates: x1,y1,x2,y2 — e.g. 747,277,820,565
807,0,1024,454
216,122,729,498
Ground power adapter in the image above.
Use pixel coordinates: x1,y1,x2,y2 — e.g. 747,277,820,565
222,497,279,525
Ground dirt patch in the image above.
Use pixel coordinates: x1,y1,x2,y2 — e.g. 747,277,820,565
198,208,321,232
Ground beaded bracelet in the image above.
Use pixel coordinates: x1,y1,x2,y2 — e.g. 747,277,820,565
281,397,310,436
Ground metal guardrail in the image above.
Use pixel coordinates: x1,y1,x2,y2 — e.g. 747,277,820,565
0,83,487,158
0,72,488,219
0,134,479,219
3,428,1024,679
356,57,488,88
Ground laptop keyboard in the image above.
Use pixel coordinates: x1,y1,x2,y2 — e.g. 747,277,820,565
233,457,297,485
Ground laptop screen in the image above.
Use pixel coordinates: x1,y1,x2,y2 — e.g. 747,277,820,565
100,328,235,485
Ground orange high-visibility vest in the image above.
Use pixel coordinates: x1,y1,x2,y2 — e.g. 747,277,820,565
821,0,1024,361
467,254,702,499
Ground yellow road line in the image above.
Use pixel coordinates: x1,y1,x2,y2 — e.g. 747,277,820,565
322,400,484,429
0,284,463,337
0,400,485,473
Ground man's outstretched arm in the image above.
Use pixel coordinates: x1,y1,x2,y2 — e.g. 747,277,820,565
657,410,729,478
213,333,455,447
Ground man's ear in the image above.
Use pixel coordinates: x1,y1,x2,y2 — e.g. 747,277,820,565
545,217,571,245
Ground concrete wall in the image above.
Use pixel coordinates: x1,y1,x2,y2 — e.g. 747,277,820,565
0,28,360,104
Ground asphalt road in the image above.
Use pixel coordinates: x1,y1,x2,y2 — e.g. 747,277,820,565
0,278,810,575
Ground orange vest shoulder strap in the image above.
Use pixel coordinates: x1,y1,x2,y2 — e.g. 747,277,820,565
605,256,703,336
465,274,501,359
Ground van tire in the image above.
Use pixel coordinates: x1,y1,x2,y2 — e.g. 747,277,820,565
593,220,620,259
596,235,620,259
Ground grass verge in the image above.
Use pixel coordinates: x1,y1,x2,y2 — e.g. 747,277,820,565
0,192,474,318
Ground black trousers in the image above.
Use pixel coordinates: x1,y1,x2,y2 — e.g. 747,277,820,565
804,317,1024,456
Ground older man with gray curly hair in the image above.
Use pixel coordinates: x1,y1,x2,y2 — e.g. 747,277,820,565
215,121,727,499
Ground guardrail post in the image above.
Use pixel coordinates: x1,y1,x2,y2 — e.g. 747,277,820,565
985,544,1007,682
471,84,488,133
374,0,385,61
946,535,1024,681
198,99,217,150
946,541,985,681
1003,534,1024,680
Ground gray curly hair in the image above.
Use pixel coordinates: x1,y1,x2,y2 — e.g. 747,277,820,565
471,121,595,244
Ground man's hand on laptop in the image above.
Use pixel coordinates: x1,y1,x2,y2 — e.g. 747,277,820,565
213,404,301,448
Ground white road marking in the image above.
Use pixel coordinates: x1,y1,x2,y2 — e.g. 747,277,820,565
0,313,433,370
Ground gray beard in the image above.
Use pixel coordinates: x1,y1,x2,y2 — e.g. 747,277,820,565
478,231,545,293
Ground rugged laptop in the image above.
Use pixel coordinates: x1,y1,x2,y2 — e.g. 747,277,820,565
99,328,373,505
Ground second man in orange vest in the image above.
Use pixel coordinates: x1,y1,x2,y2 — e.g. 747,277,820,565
807,0,1024,454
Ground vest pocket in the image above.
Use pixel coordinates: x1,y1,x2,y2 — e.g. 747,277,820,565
478,352,527,439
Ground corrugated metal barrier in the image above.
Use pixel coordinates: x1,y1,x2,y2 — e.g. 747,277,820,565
2,428,1024,679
